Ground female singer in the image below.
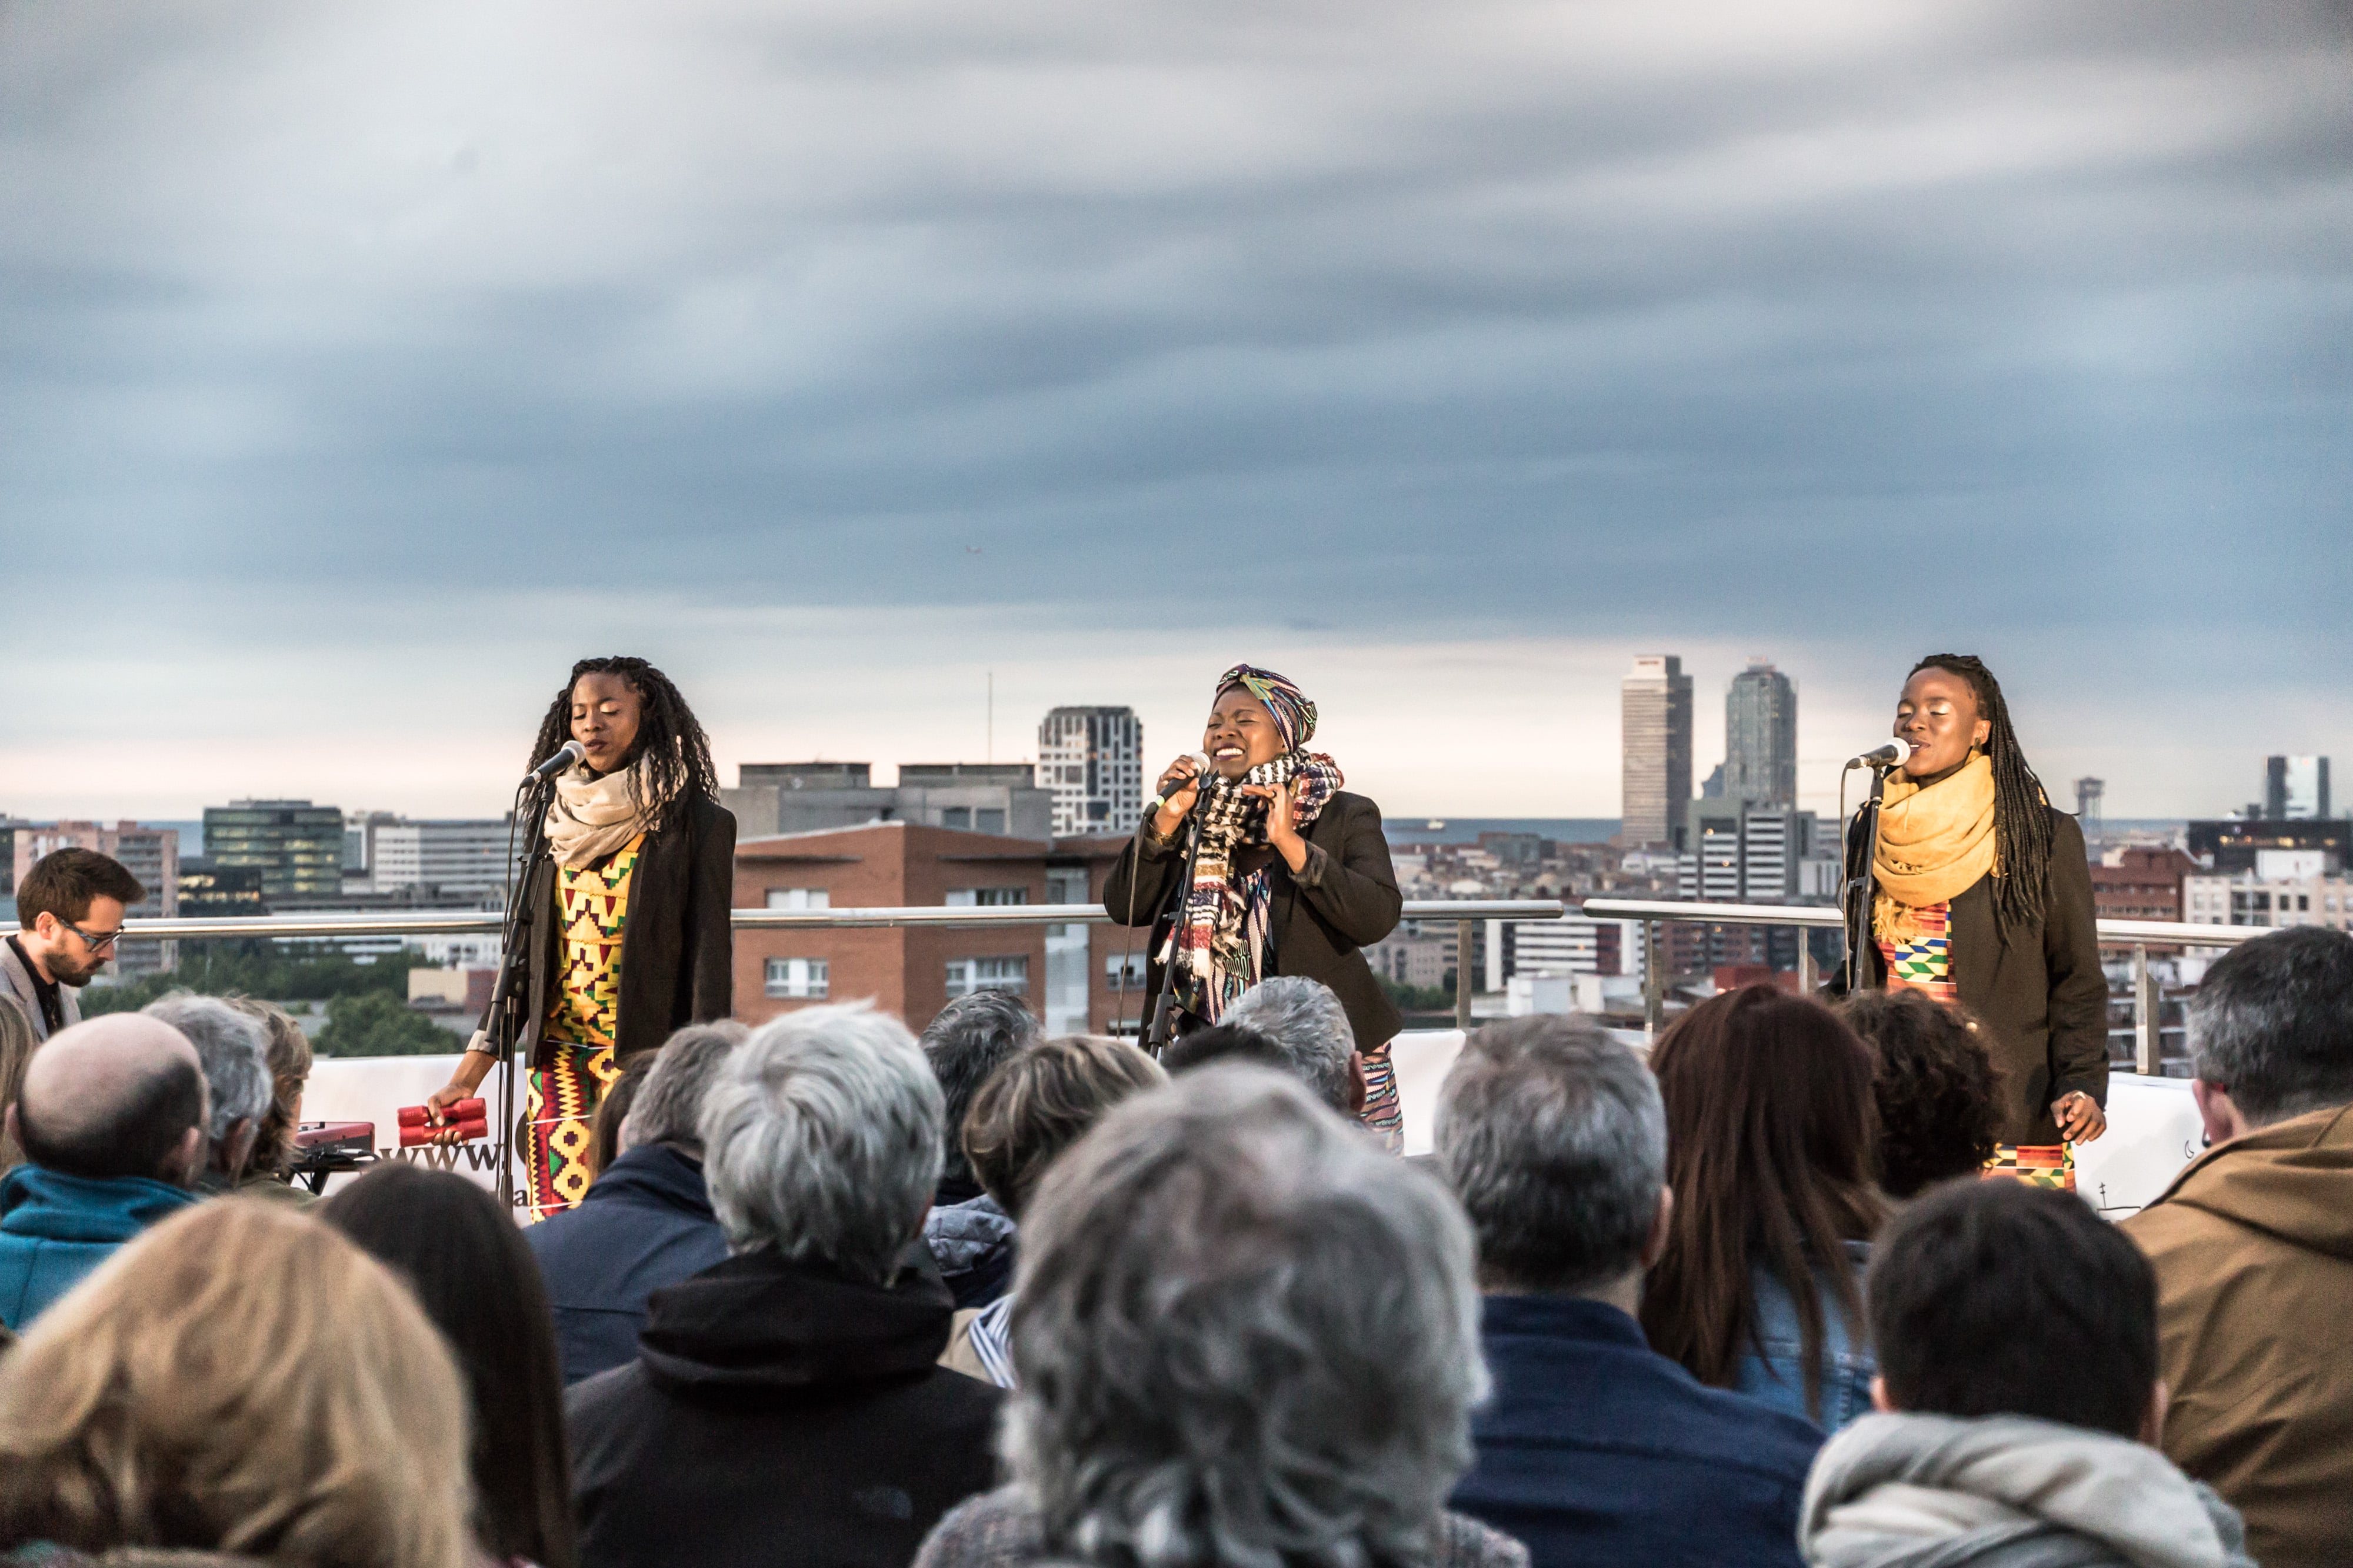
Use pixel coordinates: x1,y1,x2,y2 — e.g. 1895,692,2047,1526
1849,653,2107,1187
426,656,736,1219
1105,665,1407,1144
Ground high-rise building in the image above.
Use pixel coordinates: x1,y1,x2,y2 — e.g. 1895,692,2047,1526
2266,756,2331,820
1036,706,1144,838
1621,655,1694,849
201,800,346,899
369,820,515,893
1722,662,1797,808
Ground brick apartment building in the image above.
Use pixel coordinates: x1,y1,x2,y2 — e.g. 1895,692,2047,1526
2089,846,2199,924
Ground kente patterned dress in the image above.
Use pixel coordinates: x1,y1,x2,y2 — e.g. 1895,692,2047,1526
1877,899,2075,1193
525,832,644,1222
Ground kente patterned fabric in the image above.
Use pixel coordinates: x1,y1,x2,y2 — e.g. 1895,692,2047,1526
1872,752,1997,946
1984,1142,2075,1193
1358,1039,1404,1153
1875,899,1955,1004
1165,749,1345,1025
526,831,643,1220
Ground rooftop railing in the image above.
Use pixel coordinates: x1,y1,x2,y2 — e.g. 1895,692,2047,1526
124,896,2255,1070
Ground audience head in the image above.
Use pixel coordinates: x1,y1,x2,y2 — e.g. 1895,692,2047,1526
1640,986,1885,1410
620,1020,751,1157
1436,1015,1668,1297
9,1013,208,1186
2189,926,2353,1137
1195,976,1359,1113
321,1162,576,1568
0,1200,475,1568
585,1049,658,1184
224,996,314,1177
921,990,1041,1189
1008,1066,1485,1568
1838,989,2001,1199
701,1002,942,1282
0,996,33,1170
1870,1177,2161,1442
961,1035,1164,1221
142,992,273,1179
12,848,144,986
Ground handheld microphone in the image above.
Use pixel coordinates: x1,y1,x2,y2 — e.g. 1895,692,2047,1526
1845,738,1914,771
1148,752,1214,811
525,739,586,783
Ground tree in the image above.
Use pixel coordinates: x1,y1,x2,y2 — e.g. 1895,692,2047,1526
314,992,462,1057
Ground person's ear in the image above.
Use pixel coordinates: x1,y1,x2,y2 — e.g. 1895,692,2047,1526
225,1117,259,1178
2191,1080,2250,1147
167,1123,206,1187
2139,1379,2170,1448
1639,1185,1675,1270
1347,1051,1368,1117
1871,1375,1896,1414
1972,719,1991,749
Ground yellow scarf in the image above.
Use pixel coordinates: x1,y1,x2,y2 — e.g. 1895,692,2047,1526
1872,753,1997,945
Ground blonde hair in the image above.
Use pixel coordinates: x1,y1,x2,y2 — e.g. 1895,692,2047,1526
0,1200,475,1568
225,995,314,1173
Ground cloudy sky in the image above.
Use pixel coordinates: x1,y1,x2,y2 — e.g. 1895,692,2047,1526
5,0,2348,823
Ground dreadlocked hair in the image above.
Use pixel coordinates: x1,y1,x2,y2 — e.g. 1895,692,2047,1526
1909,653,2051,941
528,656,719,829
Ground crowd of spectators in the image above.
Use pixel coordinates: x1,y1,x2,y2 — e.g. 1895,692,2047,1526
0,843,2349,1568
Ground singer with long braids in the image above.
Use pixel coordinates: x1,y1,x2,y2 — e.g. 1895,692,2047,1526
1105,664,1407,1145
426,656,736,1219
1847,653,2106,1189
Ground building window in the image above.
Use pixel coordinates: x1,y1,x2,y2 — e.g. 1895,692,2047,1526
945,888,1028,906
975,809,1006,834
764,958,829,999
946,956,1029,997
765,888,831,910
1104,952,1146,989
942,808,972,829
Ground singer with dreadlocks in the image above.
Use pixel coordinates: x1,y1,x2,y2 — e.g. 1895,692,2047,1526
425,656,736,1219
1847,654,2107,1191
1104,664,1407,1145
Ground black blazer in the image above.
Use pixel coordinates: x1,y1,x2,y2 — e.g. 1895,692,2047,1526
1842,805,2107,1146
523,795,737,1067
1103,790,1405,1051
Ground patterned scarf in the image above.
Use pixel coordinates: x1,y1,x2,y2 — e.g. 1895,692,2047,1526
1164,665,1344,1023
1872,753,1998,946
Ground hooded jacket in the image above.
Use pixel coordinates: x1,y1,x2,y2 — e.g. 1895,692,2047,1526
922,1194,1016,1311
525,1143,731,1385
1800,1412,2252,1568
565,1246,1004,1568
2124,1100,2353,1568
0,1165,199,1331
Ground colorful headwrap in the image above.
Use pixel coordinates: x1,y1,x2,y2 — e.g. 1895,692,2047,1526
1217,664,1317,753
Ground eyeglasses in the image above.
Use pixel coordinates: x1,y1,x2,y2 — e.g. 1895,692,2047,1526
61,920,125,953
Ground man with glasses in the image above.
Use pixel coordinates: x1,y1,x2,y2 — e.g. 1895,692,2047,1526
4,849,145,1042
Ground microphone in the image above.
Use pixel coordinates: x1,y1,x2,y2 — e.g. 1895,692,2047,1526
525,739,586,783
1845,738,1914,771
1148,752,1214,811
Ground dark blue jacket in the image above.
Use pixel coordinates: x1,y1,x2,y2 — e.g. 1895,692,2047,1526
922,1193,1016,1310
525,1143,731,1385
1451,1295,1823,1568
0,1165,201,1331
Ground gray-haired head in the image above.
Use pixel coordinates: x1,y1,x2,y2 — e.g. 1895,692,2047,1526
700,1002,943,1282
2188,926,2353,1127
1006,1065,1484,1568
1216,976,1355,1112
141,992,272,1147
921,990,1040,1186
621,1020,750,1155
1435,1015,1666,1295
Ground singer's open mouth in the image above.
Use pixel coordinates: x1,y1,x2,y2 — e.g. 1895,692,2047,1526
1213,746,1245,760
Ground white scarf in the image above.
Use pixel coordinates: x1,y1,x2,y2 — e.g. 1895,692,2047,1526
542,763,653,869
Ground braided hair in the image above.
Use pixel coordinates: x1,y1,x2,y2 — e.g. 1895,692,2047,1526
1909,653,2051,940
527,655,720,827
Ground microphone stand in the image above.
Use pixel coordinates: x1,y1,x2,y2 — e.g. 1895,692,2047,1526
1144,806,1209,1057
1841,762,1895,993
478,772,559,1211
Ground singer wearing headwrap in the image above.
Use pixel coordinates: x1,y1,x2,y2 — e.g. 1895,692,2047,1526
1105,664,1407,1145
425,656,736,1219
1842,654,2106,1189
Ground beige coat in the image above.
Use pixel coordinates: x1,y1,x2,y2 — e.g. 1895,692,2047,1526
2125,1102,2353,1568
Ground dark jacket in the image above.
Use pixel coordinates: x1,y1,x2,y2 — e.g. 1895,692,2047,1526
526,1143,731,1385
0,1165,201,1331
1451,1295,1821,1568
519,795,736,1067
1102,790,1404,1050
923,1193,1016,1311
1842,806,2106,1145
567,1246,1005,1568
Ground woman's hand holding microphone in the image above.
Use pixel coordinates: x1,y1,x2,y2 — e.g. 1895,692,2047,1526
1151,753,1208,838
